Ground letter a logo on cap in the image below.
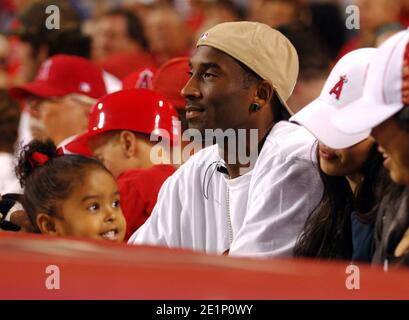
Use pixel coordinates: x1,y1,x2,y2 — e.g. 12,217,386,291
137,69,155,89
200,32,209,40
329,75,348,100
37,60,53,81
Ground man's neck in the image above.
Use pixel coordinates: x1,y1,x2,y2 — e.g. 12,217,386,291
222,124,274,179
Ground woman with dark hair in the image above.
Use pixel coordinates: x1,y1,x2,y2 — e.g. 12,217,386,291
294,141,383,260
368,106,409,265
291,48,383,261
330,30,409,266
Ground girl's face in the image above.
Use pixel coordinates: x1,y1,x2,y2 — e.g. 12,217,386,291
52,168,126,242
318,138,375,177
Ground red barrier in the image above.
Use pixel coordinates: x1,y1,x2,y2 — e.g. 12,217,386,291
0,232,408,299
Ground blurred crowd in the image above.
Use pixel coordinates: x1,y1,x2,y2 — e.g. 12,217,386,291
0,1,405,82
0,0,407,112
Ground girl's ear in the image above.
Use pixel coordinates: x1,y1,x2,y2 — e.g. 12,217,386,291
36,213,59,236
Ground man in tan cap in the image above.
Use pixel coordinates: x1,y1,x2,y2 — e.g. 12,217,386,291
129,21,322,258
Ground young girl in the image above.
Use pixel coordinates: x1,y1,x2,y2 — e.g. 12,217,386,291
15,139,126,242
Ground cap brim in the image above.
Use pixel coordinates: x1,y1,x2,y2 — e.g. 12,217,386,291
331,95,404,134
9,82,67,100
63,131,96,157
290,98,370,149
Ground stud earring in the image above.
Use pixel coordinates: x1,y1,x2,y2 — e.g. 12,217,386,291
249,103,261,112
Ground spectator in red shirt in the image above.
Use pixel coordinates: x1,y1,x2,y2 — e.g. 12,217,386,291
66,89,178,240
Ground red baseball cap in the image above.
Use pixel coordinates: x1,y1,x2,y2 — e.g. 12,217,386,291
64,88,179,156
10,54,107,100
152,57,190,110
122,67,157,90
97,52,156,80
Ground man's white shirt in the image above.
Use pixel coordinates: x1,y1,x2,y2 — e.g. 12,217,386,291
129,121,323,257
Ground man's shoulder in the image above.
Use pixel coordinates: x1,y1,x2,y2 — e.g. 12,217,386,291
265,121,317,162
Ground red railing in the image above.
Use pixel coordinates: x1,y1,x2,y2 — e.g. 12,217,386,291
0,232,408,299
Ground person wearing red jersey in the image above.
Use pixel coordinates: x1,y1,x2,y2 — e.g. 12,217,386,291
66,88,178,240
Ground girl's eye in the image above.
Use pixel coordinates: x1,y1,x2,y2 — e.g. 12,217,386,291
112,200,120,209
88,203,100,212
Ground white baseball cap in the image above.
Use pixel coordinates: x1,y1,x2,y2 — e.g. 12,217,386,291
331,29,409,136
290,48,376,149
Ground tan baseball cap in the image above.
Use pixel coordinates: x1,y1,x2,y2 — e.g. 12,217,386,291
196,21,299,114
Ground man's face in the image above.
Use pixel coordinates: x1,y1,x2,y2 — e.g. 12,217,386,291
39,96,90,145
181,46,257,134
146,9,187,56
26,95,90,145
92,15,139,60
371,117,409,185
25,96,46,140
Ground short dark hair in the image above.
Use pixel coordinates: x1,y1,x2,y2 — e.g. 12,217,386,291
20,28,91,60
309,2,346,60
47,29,91,58
238,60,262,90
0,90,20,153
18,0,88,58
214,0,245,20
15,139,111,232
277,22,331,81
101,8,148,50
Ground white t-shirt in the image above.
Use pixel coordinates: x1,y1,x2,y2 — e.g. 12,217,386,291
129,121,323,257
223,170,253,249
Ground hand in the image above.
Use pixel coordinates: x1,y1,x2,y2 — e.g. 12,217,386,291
394,227,409,257
9,209,36,232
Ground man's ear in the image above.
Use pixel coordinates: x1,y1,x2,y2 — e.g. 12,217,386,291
36,213,59,236
119,130,138,158
253,80,274,108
